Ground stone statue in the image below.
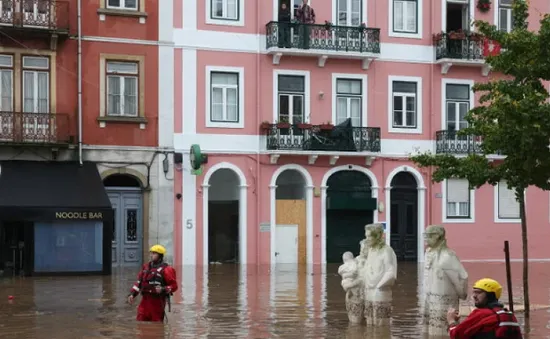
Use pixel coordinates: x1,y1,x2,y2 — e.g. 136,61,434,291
338,251,364,324
422,225,469,336
362,223,397,326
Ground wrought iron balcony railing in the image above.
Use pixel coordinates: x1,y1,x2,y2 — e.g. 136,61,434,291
435,130,482,154
266,21,380,54
433,31,485,61
263,123,381,152
0,0,69,31
0,112,71,145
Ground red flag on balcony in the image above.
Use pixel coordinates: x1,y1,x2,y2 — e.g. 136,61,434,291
483,39,501,57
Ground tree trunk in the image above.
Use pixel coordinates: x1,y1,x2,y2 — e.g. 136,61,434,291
518,188,530,320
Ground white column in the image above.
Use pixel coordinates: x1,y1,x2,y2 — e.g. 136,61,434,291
384,186,392,246
238,264,248,335
320,185,327,265
239,184,248,265
269,185,277,268
201,184,210,267
371,185,379,223
306,185,314,268
182,154,197,266
417,187,427,263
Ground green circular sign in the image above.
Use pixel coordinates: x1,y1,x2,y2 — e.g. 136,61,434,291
190,144,204,171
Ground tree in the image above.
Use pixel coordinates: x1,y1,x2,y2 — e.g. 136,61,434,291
411,1,550,320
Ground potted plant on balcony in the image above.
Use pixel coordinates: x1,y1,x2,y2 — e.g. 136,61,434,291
319,121,334,130
432,31,445,44
260,121,272,130
276,119,291,129
296,122,312,129
324,20,333,30
448,29,466,40
477,0,491,13
468,31,485,41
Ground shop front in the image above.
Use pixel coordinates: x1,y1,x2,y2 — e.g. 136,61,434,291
0,161,113,276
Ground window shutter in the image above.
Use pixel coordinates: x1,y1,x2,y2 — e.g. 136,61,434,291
498,181,520,218
447,178,469,203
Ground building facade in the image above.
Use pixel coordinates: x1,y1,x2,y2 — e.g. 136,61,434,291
0,0,174,276
171,0,550,267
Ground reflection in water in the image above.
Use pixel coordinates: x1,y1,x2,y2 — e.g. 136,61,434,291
0,262,549,338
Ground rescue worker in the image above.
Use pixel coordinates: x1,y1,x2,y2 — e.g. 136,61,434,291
127,245,178,322
447,278,523,339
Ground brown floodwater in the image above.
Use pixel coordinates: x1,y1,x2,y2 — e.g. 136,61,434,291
0,262,549,338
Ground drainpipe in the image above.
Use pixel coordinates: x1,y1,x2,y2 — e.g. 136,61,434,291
77,0,83,165
428,0,434,225
255,0,261,266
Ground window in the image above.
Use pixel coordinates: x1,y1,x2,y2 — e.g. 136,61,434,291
336,0,363,26
210,72,239,123
0,55,13,112
207,0,244,26
278,75,305,124
498,0,513,32
107,0,138,10
22,56,49,114
106,61,138,117
392,81,416,129
335,78,361,126
206,66,244,128
393,0,417,33
446,179,470,218
496,180,520,221
445,84,470,132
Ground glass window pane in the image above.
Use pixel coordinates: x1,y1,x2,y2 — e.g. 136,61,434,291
227,103,238,121
279,95,289,116
500,0,512,6
446,84,469,100
350,98,361,119
227,0,237,19
107,62,138,74
213,0,223,17
212,72,238,85
336,97,347,123
393,1,404,31
23,71,34,113
124,0,137,9
108,0,121,6
0,55,12,67
446,102,456,129
393,110,403,126
406,111,415,126
405,1,417,31
211,103,223,120
292,95,303,118
337,79,361,95
23,56,49,69
393,95,403,111
212,87,223,104
405,96,415,111
278,75,304,92
393,81,416,93
0,70,13,111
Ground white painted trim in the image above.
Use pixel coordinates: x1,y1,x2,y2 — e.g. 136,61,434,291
182,0,197,30
388,0,423,39
183,50,197,135
205,66,245,129
272,69,311,123
441,179,476,223
384,165,426,263
269,165,314,266
320,165,379,264
206,0,245,27
331,0,368,26
238,265,248,336
441,78,475,130
493,181,523,223
182,155,197,265
202,162,248,265
387,75,423,134
441,0,475,32
331,73,368,127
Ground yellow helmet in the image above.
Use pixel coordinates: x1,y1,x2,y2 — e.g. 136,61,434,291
149,244,166,255
473,278,503,299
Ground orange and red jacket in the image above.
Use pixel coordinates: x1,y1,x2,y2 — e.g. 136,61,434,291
129,262,178,297
449,306,523,339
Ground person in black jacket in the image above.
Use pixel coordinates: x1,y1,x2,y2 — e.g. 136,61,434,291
278,3,291,48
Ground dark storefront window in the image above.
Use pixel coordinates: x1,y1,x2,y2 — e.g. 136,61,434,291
34,221,103,273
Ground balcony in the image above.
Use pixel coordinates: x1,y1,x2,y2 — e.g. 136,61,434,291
435,130,482,154
433,31,491,76
262,122,381,165
265,21,380,69
0,0,70,50
0,112,71,146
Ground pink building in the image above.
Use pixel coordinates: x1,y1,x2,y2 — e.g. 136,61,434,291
171,0,550,268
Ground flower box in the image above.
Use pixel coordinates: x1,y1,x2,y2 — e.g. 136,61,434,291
319,124,334,131
276,122,291,129
296,123,312,129
260,122,272,130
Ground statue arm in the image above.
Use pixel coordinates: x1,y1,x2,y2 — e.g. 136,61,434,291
376,248,398,289
441,253,469,299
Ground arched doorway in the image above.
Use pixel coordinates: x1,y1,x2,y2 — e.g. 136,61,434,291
325,170,376,263
389,172,418,261
104,174,143,268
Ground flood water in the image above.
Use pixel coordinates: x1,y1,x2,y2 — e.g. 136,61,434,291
1,262,549,338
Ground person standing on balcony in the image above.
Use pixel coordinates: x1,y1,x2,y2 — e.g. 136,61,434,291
278,3,291,48
295,0,315,49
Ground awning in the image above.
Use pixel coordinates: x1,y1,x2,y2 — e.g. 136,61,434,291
0,161,113,222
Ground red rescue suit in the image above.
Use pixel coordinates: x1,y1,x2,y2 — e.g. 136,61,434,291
449,306,523,339
129,261,178,322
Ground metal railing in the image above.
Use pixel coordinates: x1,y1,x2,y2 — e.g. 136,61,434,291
0,0,69,31
433,32,485,60
435,130,482,154
264,123,381,152
266,21,380,53
0,112,71,144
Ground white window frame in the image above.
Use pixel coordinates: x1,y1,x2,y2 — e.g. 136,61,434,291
106,61,139,117
206,0,245,27
494,0,512,32
331,0,367,27
273,69,310,123
332,73,367,127
206,66,244,128
389,0,423,39
441,0,475,32
22,56,50,114
272,0,315,21
493,180,523,223
106,0,138,11
388,75,422,134
441,78,474,130
0,55,13,112
442,178,475,223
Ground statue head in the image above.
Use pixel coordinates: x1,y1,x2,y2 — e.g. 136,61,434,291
364,223,385,249
342,251,354,263
424,225,447,249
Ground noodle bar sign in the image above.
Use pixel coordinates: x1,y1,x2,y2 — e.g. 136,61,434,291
55,212,104,220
